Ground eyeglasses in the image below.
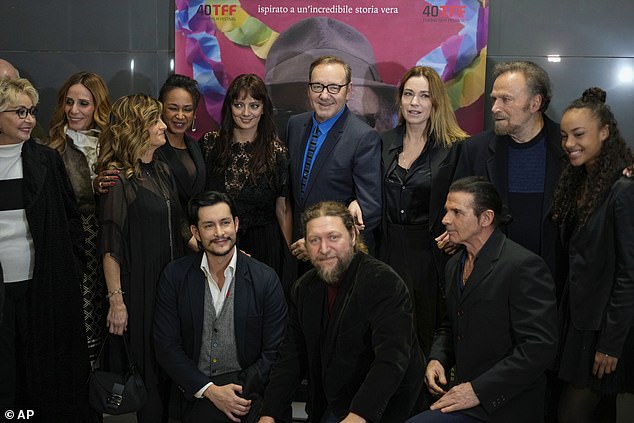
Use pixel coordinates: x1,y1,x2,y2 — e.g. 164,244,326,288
308,82,348,94
2,107,38,119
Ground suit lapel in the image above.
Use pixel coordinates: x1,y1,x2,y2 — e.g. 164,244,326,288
233,253,249,365
21,140,47,212
429,142,451,232
188,258,207,362
303,109,349,199
292,117,312,206
186,135,206,195
460,230,505,303
486,137,509,205
381,126,403,174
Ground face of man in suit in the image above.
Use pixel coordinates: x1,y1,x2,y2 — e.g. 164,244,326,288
190,202,239,257
442,191,494,250
308,63,351,123
491,71,542,140
305,215,356,285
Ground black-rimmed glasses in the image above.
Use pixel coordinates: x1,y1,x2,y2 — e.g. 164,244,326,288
2,107,37,119
308,82,348,94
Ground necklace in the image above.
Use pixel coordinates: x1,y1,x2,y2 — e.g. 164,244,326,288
142,163,175,261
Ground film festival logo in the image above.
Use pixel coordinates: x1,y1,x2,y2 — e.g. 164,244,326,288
422,4,467,23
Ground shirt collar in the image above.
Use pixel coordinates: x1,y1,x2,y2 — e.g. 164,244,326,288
312,105,347,133
199,246,238,287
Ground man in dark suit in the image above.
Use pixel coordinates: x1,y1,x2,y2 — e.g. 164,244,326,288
287,55,382,258
154,191,287,422
407,177,558,423
259,201,425,423
450,61,567,289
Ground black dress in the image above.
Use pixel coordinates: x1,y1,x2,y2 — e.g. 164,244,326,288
155,134,206,215
201,132,292,285
99,161,184,400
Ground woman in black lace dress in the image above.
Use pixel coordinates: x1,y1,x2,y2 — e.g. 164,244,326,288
200,74,292,287
96,94,184,423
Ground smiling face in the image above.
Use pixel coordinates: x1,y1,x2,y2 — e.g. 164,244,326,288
400,75,432,129
308,63,351,123
191,202,239,258
231,91,263,133
560,107,608,169
305,215,356,285
162,87,195,136
64,83,95,131
0,93,36,145
490,72,539,139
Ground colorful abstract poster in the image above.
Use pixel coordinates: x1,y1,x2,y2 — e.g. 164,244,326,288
175,0,489,136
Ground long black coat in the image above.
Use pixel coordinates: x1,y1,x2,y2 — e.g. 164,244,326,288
21,139,90,420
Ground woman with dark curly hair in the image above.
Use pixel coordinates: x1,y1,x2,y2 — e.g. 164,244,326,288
553,87,634,422
96,94,184,422
200,74,292,287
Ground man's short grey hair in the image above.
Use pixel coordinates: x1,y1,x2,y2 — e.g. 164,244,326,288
493,61,552,112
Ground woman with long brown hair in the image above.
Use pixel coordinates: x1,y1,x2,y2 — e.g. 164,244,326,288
380,66,467,357
46,71,111,363
200,74,292,286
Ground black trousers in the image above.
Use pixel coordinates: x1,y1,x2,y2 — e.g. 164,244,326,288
0,281,29,410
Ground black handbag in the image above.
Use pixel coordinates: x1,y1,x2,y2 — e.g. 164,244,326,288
88,334,147,415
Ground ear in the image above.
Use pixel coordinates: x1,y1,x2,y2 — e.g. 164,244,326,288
599,124,609,143
234,216,239,233
479,210,495,228
529,95,542,113
190,224,201,242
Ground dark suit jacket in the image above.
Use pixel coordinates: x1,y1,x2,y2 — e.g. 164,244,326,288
154,250,287,401
286,108,382,240
261,253,425,422
380,126,462,273
566,176,634,357
431,229,558,423
453,114,567,286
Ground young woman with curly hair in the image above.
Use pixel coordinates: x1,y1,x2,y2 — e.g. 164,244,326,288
553,87,634,423
96,94,184,422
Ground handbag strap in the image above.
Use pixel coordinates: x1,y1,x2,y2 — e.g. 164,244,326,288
92,333,138,374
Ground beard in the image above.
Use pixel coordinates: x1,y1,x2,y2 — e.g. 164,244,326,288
312,245,355,285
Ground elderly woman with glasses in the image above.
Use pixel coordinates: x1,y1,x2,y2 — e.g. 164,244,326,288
0,77,91,420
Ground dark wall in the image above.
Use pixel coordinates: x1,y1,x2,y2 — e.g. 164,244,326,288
0,0,174,132
1,1,634,143
485,1,634,143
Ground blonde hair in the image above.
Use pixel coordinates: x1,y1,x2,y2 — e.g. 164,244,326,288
96,94,162,179
0,77,39,112
47,72,111,152
396,66,467,148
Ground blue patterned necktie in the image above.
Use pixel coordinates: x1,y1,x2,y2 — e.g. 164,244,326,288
301,126,320,194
